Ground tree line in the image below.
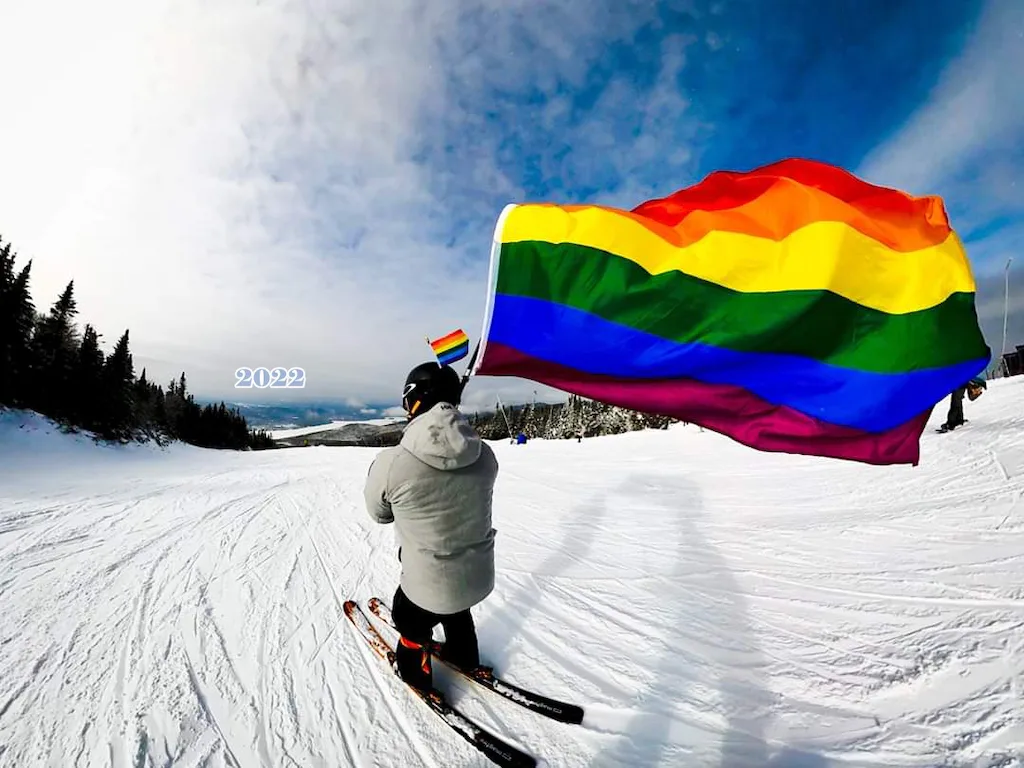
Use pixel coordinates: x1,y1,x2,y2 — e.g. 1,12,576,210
467,393,676,441
0,235,274,449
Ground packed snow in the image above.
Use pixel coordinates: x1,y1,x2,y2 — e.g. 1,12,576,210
2,380,1024,767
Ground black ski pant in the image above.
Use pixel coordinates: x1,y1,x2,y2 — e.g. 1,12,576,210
392,585,480,691
946,386,966,428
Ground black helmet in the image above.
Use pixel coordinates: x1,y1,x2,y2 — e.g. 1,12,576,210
402,362,462,417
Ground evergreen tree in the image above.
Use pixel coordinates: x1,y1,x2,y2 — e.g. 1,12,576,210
10,264,36,405
0,239,16,403
0,233,269,450
132,368,165,442
249,428,275,449
467,393,677,441
0,241,36,406
163,372,189,437
30,281,80,419
71,324,105,429
99,330,135,440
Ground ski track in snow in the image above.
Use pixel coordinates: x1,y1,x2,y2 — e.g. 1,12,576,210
2,382,1024,767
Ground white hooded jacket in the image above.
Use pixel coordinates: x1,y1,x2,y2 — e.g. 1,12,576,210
364,402,498,614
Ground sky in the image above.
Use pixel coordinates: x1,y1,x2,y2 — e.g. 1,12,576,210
0,0,1021,413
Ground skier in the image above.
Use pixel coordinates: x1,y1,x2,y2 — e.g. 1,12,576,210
939,385,967,432
939,376,988,433
363,362,498,692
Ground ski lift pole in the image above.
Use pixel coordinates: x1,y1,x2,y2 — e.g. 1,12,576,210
495,394,515,442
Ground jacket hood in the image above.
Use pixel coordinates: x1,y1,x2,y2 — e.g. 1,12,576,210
401,402,482,470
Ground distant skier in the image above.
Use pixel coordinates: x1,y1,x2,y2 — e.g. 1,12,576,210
363,362,498,692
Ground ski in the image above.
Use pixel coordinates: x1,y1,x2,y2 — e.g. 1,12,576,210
368,596,585,725
343,600,538,768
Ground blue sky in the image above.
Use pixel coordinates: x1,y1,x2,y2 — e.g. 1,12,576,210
444,0,980,205
1,0,1021,411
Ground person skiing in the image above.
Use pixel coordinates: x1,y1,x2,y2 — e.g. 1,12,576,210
363,361,498,692
939,377,985,432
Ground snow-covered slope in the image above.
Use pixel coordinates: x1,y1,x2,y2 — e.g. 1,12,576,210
269,418,401,440
2,382,1023,767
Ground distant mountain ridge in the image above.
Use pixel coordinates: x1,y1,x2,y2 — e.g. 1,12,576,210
217,402,396,430
274,420,405,448
270,396,677,450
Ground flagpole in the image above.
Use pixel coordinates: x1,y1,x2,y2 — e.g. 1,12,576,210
459,341,481,395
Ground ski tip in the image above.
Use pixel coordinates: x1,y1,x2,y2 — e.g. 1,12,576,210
368,596,381,610
342,600,358,616
546,703,584,725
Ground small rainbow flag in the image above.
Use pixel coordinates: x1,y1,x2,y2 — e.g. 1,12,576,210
429,328,470,365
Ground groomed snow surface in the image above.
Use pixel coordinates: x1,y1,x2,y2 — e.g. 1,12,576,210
2,380,1023,768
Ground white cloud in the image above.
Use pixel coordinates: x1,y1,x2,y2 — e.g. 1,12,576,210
0,0,704,410
856,0,1024,201
0,0,508,404
855,0,1024,356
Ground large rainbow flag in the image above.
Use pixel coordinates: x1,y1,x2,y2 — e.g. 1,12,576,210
471,158,990,465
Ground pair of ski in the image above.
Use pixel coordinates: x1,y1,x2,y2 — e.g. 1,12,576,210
343,597,583,768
